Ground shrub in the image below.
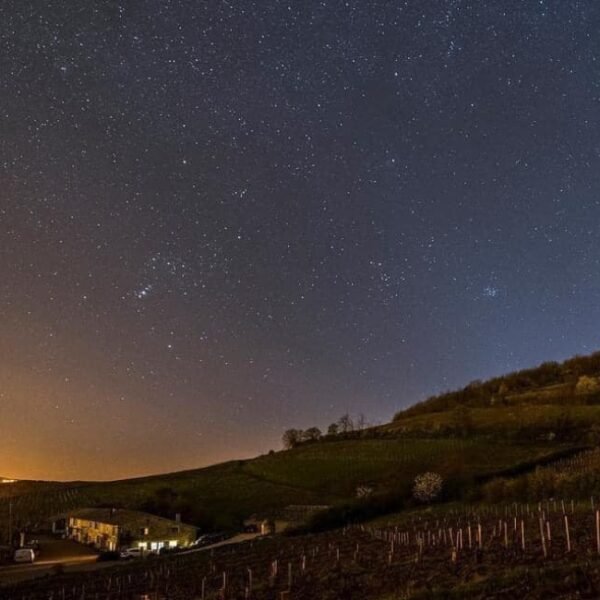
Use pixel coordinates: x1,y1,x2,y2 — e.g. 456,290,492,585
413,472,443,503
575,375,600,395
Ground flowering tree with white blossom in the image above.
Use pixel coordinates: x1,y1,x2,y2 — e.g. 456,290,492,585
413,472,443,503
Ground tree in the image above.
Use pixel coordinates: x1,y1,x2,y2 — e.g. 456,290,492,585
302,427,322,442
327,423,339,436
282,429,303,449
413,472,443,503
338,413,354,433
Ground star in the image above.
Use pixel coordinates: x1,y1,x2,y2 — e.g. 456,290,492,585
483,286,499,299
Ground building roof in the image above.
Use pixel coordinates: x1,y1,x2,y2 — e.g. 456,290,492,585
66,508,196,538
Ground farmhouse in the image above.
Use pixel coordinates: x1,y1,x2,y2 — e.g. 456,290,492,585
58,508,197,552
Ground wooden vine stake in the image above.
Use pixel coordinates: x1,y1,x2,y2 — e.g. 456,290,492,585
539,518,547,559
564,515,571,553
596,510,600,554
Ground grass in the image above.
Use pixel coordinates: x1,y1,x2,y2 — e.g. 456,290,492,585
96,437,559,503
1,437,563,533
384,403,600,438
244,438,559,496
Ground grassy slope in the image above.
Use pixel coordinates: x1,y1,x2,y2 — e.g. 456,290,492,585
1,437,564,532
43,438,564,527
243,438,559,495
384,403,600,437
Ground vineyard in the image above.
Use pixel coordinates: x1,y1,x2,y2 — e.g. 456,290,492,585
0,485,93,540
5,497,600,599
483,447,600,502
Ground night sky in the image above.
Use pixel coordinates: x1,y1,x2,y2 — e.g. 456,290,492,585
2,1,600,481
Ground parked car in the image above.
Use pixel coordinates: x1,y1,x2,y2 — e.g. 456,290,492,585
119,547,143,560
14,548,35,563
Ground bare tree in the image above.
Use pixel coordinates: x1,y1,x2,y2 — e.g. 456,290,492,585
282,429,303,449
338,413,354,433
302,427,322,442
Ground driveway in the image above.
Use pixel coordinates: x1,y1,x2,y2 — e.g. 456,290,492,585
0,532,262,586
0,535,98,585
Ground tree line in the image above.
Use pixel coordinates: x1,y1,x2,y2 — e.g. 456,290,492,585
282,413,367,449
394,351,600,420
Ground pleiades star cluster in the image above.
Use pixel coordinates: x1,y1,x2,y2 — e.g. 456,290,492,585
1,1,600,479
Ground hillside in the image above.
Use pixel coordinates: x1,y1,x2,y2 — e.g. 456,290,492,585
4,351,600,538
5,352,600,599
394,352,600,419
385,352,600,444
0,437,577,535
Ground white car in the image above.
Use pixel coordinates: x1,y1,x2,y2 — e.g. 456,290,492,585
14,548,35,563
119,547,143,560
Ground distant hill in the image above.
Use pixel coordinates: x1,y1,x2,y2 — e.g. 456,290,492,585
4,350,600,536
382,351,600,446
394,351,600,419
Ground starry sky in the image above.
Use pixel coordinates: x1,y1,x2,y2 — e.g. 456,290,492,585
2,1,600,481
